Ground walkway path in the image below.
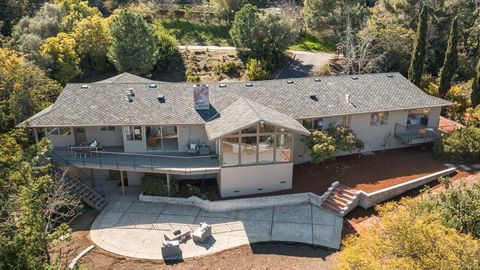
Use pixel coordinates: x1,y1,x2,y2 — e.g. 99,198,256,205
90,189,343,260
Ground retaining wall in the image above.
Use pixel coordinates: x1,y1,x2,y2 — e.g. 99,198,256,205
140,181,339,213
357,167,456,209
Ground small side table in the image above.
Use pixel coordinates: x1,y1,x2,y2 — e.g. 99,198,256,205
198,144,210,155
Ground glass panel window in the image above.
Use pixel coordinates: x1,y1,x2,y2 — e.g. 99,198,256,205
241,125,257,134
146,126,178,150
276,134,292,162
59,127,71,135
259,124,275,133
312,118,323,130
241,136,257,165
108,126,115,131
342,115,352,127
302,119,313,130
126,126,134,141
408,109,429,127
258,135,274,164
161,126,178,150
100,126,108,131
371,112,388,126
222,137,239,166
47,127,59,135
134,126,142,140
101,126,116,131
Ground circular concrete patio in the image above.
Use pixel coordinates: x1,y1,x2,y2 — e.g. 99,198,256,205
90,195,343,260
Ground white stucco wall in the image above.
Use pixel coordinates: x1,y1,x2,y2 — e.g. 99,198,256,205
293,107,444,164
44,127,75,147
85,126,123,146
219,163,293,198
127,171,144,186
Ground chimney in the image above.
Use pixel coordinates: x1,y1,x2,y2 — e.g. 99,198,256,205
193,84,209,110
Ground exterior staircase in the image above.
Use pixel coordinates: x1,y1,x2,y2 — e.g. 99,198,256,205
49,152,108,211
322,184,360,216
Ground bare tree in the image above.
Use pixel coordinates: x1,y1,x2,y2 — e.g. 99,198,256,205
337,16,385,75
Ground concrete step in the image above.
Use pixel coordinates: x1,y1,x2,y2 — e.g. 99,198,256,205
325,196,349,207
322,201,343,215
331,191,354,202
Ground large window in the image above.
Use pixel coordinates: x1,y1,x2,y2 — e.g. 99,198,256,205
301,118,323,130
221,124,293,167
126,126,142,141
407,109,429,126
146,126,178,150
370,112,389,126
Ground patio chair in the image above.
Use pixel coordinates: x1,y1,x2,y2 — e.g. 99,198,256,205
161,240,181,259
164,230,191,243
192,222,212,244
185,139,199,155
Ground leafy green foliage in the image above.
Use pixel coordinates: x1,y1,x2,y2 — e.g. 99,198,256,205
304,125,363,163
211,0,246,24
40,33,81,83
245,58,270,81
229,4,259,50
438,16,459,98
433,126,480,163
186,184,208,199
335,198,480,269
0,48,62,132
157,19,231,46
141,174,177,196
471,58,480,107
408,6,429,86
416,183,480,238
289,32,336,52
107,9,159,75
60,0,101,32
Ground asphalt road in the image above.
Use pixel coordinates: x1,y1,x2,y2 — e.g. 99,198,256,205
276,50,337,79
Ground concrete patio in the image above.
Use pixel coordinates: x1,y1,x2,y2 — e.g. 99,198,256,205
90,188,343,260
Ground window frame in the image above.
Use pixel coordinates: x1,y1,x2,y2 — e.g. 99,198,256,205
125,126,143,141
145,125,179,150
370,112,389,126
301,118,323,131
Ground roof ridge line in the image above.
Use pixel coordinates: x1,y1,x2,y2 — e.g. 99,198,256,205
241,97,262,122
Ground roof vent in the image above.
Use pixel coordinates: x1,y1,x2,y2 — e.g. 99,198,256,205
219,83,227,88
126,94,133,103
386,74,394,78
158,94,165,103
80,84,89,89
310,95,318,101
245,83,253,87
286,80,294,84
314,78,321,82
127,88,135,97
149,84,157,88
352,76,359,80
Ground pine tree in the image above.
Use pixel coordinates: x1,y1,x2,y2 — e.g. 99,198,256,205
408,6,428,86
107,9,159,75
471,58,480,107
438,16,459,98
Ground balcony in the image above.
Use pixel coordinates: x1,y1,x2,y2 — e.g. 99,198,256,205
51,148,221,175
394,123,457,145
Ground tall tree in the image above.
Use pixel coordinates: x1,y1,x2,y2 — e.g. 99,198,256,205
472,58,480,107
438,16,459,98
40,33,81,84
211,0,246,24
107,9,159,75
229,4,260,50
72,16,111,70
408,6,429,86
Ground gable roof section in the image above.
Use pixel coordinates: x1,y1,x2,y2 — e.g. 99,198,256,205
94,72,156,84
205,97,310,140
23,72,453,128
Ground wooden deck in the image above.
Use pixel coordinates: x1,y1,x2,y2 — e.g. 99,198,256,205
52,149,221,175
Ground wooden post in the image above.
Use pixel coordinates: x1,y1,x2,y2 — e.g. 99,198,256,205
166,174,171,195
33,128,39,143
120,171,125,196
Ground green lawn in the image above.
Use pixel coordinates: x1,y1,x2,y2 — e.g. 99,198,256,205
290,33,336,53
156,19,232,46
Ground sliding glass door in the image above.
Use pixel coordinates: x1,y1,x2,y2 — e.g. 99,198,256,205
146,126,178,150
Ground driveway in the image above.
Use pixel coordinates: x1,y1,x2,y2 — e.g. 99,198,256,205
90,194,343,260
276,51,337,79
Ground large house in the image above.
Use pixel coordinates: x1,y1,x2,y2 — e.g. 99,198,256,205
24,72,452,198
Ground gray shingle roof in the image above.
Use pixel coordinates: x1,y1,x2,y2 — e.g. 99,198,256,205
24,72,452,128
205,97,310,140
94,72,156,84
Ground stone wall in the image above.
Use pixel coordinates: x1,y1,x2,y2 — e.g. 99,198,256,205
357,167,456,209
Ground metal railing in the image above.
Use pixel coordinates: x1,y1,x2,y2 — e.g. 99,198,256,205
393,123,458,144
51,149,221,175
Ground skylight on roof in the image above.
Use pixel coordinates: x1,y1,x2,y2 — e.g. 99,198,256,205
309,95,318,101
158,94,165,103
80,85,89,89
352,76,359,80
387,74,394,78
245,83,253,87
219,83,227,88
286,80,294,84
314,78,321,82
149,84,157,88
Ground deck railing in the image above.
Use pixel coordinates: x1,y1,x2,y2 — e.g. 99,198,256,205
394,123,458,144
51,149,221,175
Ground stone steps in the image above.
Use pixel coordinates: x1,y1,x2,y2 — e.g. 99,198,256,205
322,184,359,216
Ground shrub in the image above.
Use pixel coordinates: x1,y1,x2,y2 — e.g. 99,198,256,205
433,126,480,163
141,174,177,196
186,184,208,199
245,58,270,81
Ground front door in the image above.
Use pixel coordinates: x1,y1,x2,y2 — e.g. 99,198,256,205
74,127,87,144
